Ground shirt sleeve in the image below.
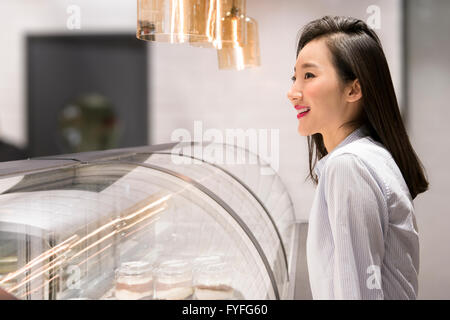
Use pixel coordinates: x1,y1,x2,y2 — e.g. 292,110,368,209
324,153,387,299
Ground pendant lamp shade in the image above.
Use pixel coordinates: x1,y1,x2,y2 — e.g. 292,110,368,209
137,0,204,43
217,16,260,70
137,0,260,70
137,0,247,47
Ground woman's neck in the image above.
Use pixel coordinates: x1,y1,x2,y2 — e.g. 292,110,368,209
321,124,360,153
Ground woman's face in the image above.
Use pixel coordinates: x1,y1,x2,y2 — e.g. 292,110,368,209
287,38,352,137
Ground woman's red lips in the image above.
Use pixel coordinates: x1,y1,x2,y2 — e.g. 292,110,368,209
297,110,310,119
295,105,311,119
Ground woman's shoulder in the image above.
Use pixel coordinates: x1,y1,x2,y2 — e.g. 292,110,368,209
325,137,412,202
331,136,391,161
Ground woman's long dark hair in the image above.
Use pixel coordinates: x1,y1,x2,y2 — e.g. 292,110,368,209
297,16,428,199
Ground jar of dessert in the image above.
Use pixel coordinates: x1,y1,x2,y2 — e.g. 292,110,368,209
114,261,154,300
193,261,234,300
154,259,193,300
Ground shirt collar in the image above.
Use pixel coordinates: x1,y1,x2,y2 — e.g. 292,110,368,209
314,124,370,179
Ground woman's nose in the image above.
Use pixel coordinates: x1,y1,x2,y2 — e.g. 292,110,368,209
287,88,302,103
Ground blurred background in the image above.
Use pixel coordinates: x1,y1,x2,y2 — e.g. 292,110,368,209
0,0,448,299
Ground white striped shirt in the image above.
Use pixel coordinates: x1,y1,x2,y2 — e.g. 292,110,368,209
306,125,420,300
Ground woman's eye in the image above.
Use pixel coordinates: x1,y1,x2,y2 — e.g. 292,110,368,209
291,72,314,82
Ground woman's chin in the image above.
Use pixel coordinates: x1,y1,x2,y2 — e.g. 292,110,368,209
297,125,310,136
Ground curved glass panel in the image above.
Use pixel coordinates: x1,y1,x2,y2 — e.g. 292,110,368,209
0,162,276,299
162,143,296,262
118,152,289,296
145,142,296,297
0,142,296,300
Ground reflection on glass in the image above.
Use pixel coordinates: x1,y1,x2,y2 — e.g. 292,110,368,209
0,191,169,299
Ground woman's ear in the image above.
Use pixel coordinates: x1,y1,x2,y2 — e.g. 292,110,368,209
346,79,363,103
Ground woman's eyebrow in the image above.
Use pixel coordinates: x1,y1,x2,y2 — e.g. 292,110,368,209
294,62,319,72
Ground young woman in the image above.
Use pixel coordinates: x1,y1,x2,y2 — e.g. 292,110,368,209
287,16,429,299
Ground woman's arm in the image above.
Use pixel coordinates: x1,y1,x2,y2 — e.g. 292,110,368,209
325,153,387,299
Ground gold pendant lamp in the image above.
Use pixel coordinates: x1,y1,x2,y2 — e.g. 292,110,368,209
137,0,260,70
189,0,248,49
137,0,247,46
137,0,165,42
215,0,246,49
137,0,202,44
217,15,260,70
188,0,219,48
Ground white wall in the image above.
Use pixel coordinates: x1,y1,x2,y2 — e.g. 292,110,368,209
407,0,450,300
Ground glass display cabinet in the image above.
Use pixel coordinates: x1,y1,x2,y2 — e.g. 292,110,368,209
0,142,298,300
